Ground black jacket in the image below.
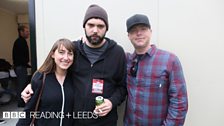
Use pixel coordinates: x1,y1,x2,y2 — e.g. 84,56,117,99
12,36,29,67
72,38,127,126
16,72,74,126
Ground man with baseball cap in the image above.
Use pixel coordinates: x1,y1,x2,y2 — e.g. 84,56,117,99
124,14,188,126
21,4,127,126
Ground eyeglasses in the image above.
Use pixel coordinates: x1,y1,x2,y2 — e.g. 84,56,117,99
130,58,140,77
130,55,144,77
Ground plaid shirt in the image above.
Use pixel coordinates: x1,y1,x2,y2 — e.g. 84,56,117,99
124,45,188,126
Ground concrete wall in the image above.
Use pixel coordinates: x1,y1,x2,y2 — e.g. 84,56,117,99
35,0,224,125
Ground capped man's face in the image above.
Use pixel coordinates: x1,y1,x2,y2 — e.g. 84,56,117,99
128,24,151,50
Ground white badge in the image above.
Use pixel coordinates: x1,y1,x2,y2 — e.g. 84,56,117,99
92,79,104,94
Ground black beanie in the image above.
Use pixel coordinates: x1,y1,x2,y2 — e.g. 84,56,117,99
83,4,109,30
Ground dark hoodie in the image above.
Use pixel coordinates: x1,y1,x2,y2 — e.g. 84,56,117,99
72,38,127,126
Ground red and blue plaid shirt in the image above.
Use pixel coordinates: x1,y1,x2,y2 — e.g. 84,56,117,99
124,45,188,126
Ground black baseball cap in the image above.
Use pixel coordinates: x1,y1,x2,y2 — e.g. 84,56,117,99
126,14,151,32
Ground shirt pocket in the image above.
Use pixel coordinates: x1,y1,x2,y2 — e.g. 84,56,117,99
136,73,169,100
136,78,166,91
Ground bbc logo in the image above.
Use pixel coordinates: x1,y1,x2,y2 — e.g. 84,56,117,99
3,111,26,119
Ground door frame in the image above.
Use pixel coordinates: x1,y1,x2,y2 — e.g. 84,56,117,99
28,0,37,73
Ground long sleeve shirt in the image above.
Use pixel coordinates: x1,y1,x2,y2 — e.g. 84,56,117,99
124,45,188,126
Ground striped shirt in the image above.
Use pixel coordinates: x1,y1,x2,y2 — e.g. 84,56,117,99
124,45,188,126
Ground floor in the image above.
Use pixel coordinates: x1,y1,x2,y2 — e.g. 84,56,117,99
0,79,22,126
0,100,23,126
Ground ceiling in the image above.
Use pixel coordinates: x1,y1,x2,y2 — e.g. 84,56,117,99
0,0,28,14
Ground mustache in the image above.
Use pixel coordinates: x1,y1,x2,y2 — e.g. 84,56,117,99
90,33,99,37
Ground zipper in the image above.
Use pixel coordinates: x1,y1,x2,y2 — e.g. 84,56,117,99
59,85,65,126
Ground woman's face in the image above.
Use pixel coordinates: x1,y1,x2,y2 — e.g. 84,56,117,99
51,44,74,72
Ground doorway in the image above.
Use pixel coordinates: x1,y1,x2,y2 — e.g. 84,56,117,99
0,0,37,73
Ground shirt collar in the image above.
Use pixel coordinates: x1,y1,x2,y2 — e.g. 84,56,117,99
146,44,156,57
132,44,157,59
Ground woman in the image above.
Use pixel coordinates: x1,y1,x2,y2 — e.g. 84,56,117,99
16,38,75,126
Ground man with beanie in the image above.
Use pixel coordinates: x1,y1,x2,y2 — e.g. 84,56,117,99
21,4,127,126
124,14,188,126
72,4,127,125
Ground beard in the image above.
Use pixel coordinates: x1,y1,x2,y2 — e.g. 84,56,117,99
85,31,106,46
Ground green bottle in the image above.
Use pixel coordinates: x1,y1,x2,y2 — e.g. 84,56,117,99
95,96,104,106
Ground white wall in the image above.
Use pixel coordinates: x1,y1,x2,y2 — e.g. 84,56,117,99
35,0,158,67
158,0,224,125
35,0,224,125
